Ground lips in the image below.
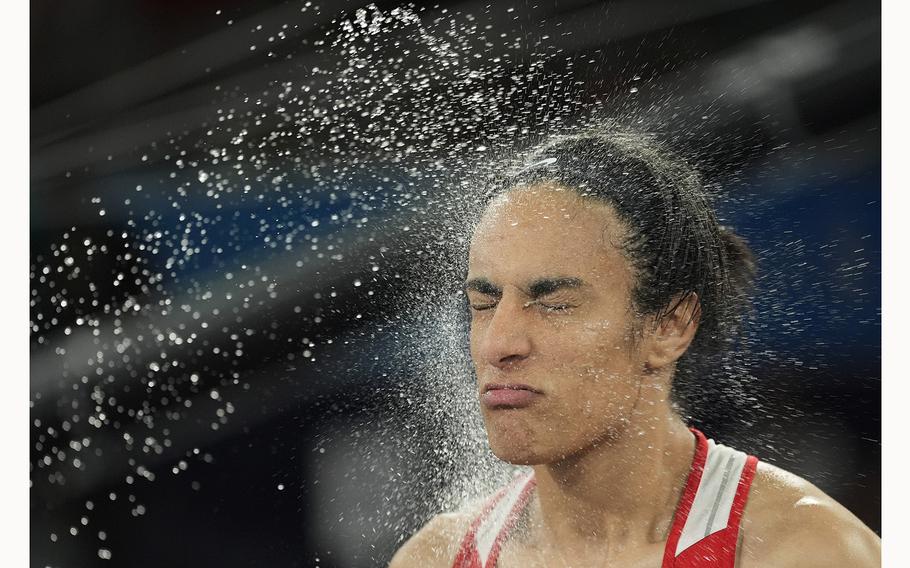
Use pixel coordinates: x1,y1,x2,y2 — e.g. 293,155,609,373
481,383,543,409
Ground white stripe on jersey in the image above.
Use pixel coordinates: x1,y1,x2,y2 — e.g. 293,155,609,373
675,439,748,556
476,473,533,564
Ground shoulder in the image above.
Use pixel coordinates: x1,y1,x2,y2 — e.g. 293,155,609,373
388,510,476,568
738,460,880,568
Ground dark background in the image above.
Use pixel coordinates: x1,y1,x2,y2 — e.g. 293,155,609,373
31,1,880,567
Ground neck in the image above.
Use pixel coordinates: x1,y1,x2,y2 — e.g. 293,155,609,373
528,397,696,552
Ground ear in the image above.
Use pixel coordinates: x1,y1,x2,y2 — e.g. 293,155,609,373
643,293,701,371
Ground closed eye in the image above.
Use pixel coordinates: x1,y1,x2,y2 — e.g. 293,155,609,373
524,299,576,313
470,302,497,312
539,303,573,313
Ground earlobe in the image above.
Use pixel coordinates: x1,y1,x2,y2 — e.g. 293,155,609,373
644,294,701,371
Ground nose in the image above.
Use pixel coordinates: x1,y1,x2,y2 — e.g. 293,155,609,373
474,292,533,369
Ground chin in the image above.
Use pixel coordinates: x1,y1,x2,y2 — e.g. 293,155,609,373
490,447,547,466
485,425,553,466
485,417,626,466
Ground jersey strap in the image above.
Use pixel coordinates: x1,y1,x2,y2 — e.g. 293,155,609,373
452,471,536,568
663,428,759,568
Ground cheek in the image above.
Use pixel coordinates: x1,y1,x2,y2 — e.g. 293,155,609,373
542,330,642,414
588,316,640,356
549,322,637,369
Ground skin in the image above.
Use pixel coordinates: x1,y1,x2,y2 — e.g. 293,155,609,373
389,183,880,568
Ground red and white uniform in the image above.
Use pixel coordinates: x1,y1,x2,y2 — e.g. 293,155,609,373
452,428,759,568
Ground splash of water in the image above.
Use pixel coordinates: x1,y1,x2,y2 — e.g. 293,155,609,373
30,3,782,565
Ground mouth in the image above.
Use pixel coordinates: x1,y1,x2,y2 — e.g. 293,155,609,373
480,383,544,409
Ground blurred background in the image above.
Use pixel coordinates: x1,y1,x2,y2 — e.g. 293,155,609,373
31,1,880,566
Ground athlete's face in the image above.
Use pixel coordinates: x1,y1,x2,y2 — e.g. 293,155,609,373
467,184,646,465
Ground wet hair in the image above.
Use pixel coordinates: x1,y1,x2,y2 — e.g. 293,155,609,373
485,128,756,406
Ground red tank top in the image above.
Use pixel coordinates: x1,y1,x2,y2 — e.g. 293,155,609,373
451,428,759,568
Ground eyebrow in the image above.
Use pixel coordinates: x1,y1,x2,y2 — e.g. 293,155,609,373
527,277,583,298
463,276,584,298
464,277,502,298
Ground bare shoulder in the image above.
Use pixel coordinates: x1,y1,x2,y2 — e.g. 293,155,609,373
739,461,880,568
387,508,476,568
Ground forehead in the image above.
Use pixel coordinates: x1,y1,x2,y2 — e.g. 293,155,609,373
469,184,631,282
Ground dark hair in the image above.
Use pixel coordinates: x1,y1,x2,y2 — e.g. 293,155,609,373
485,128,756,406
